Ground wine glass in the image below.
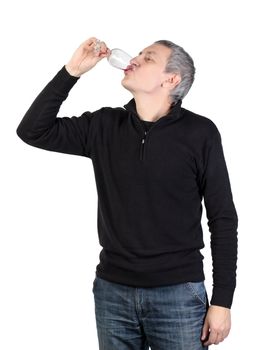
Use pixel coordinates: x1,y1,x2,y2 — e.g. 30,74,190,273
93,40,132,70
107,48,133,70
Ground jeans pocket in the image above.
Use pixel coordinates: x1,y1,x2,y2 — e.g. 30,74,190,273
185,281,207,306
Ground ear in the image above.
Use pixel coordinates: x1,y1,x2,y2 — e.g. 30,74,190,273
162,73,181,90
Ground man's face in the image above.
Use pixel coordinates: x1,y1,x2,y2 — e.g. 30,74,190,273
121,43,173,95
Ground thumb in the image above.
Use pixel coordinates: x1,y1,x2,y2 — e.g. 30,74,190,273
201,318,210,341
97,48,111,60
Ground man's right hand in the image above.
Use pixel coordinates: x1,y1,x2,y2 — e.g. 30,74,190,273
65,37,110,77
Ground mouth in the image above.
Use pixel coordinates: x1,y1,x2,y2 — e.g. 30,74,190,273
124,64,135,74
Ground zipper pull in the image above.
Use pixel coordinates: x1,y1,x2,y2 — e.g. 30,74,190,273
140,135,146,161
140,131,147,161
141,131,147,143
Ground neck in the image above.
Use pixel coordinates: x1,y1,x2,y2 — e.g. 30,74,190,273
133,93,172,122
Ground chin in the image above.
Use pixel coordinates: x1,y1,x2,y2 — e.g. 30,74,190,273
121,79,133,92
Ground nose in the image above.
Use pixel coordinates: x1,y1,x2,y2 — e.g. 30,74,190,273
130,56,140,67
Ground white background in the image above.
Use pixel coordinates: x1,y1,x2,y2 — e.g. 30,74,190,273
0,0,262,349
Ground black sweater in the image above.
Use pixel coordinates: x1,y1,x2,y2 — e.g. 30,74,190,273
16,66,238,308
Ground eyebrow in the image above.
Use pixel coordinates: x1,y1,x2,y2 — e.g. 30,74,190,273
139,50,158,56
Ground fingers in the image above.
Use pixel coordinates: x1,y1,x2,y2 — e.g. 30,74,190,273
80,38,105,52
201,305,231,346
92,39,110,58
98,46,111,58
201,320,229,346
80,38,110,59
203,329,217,346
201,320,209,343
202,329,229,346
83,37,100,47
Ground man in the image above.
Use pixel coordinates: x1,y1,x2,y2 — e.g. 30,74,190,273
16,37,238,349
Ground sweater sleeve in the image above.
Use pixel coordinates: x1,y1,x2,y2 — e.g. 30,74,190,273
16,66,96,158
200,127,238,309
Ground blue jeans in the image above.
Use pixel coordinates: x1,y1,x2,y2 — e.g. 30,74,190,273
92,276,209,350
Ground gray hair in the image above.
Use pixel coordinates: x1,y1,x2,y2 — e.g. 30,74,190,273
154,40,195,103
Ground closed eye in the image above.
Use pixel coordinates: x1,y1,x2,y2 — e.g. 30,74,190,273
145,56,153,62
138,51,154,62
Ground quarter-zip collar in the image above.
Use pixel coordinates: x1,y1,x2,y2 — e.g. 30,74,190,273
123,98,183,122
123,98,183,161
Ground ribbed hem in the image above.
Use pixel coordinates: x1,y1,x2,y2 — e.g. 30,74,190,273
210,286,235,309
96,261,205,288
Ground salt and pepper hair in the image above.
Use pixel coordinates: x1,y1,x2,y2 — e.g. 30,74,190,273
154,40,196,103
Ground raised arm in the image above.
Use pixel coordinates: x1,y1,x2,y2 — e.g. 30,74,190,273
16,38,110,157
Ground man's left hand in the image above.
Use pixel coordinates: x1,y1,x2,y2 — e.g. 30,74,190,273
201,305,231,346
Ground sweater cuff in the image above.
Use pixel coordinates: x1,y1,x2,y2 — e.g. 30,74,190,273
210,286,235,309
48,65,80,95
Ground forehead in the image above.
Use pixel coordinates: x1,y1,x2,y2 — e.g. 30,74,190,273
141,44,171,63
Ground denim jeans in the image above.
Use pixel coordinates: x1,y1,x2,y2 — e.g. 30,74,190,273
92,276,209,350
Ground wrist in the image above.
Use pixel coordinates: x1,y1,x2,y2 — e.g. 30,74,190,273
65,64,82,78
210,305,230,311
